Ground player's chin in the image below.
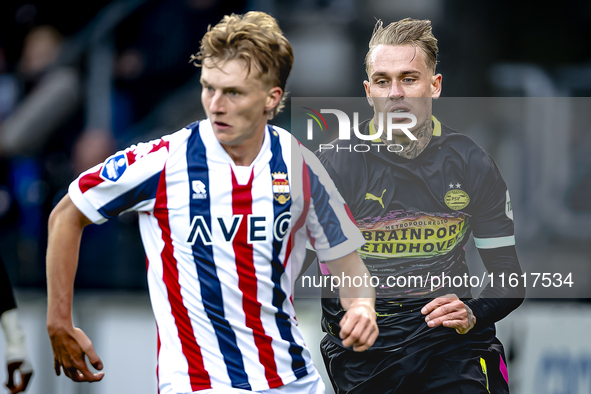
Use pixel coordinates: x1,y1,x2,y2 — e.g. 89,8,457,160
215,133,239,146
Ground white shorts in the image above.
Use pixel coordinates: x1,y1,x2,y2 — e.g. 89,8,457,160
182,368,325,394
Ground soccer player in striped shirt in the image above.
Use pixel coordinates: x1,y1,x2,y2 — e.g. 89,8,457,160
45,11,378,394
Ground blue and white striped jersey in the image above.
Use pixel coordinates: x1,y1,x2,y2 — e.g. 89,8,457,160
69,119,364,393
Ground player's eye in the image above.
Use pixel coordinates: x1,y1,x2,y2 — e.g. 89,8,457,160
376,79,389,86
402,78,416,83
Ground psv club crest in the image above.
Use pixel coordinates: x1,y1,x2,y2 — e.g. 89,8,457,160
272,172,291,204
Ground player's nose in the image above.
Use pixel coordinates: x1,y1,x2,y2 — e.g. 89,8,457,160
388,81,404,99
209,91,226,114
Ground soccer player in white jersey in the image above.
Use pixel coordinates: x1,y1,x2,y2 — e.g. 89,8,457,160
46,11,378,394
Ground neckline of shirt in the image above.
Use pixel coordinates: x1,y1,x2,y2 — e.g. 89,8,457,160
199,118,273,170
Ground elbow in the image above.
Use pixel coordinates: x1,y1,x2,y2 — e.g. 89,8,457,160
48,194,90,233
48,198,69,233
47,204,61,232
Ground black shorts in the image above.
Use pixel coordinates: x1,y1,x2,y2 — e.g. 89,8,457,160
320,333,510,394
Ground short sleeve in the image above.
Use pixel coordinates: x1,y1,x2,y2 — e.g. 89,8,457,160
301,148,365,261
68,138,170,224
468,152,515,250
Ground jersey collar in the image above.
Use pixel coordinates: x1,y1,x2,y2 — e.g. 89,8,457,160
199,118,271,167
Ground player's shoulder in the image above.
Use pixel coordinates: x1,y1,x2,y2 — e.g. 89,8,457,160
268,122,305,151
267,123,291,138
268,123,317,162
126,122,196,157
439,122,496,171
439,122,481,151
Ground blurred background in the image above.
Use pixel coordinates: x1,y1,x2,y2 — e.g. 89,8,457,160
0,0,590,393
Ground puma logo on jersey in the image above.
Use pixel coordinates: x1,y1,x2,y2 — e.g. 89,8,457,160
365,189,386,209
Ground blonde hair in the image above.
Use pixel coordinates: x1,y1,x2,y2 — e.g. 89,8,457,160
365,18,438,75
191,11,293,119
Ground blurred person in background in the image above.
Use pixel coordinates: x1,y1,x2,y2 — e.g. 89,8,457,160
315,18,525,393
46,11,377,394
0,254,32,394
0,25,79,290
0,1,250,291
0,25,79,157
0,39,17,123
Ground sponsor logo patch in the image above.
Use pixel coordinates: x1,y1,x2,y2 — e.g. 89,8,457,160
100,154,128,182
505,190,513,220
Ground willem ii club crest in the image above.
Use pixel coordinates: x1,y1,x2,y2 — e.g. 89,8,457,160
272,172,291,204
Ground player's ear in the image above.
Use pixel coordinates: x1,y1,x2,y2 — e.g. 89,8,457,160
265,86,283,112
431,73,442,99
363,80,374,107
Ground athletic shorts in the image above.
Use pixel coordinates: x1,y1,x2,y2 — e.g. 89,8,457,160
320,333,510,394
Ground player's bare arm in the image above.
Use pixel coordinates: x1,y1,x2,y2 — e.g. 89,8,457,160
324,251,378,352
421,294,476,335
46,195,104,382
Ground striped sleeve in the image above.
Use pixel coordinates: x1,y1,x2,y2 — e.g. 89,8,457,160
68,137,172,224
299,147,365,262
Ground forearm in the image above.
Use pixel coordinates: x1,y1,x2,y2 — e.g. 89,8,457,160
46,195,89,331
465,246,525,326
324,251,375,310
324,250,378,351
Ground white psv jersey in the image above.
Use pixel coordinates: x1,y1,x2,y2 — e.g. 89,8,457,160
69,119,364,393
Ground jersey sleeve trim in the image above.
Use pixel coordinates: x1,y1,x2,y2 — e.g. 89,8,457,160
68,181,108,224
474,235,515,249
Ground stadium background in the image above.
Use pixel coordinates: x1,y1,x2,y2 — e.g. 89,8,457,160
0,0,590,393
